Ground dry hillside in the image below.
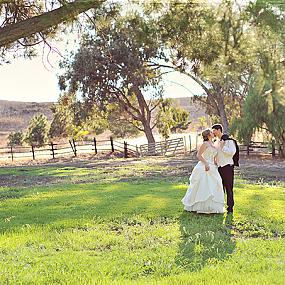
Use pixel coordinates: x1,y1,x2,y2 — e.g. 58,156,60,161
0,100,53,146
0,98,207,146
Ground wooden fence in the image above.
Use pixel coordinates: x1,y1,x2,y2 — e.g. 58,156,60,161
184,135,279,158
239,140,278,157
140,137,185,156
0,137,139,162
0,135,281,163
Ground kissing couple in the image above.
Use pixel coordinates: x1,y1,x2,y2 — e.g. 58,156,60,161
182,124,239,214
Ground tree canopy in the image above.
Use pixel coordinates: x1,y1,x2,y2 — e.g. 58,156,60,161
0,0,105,61
59,13,166,143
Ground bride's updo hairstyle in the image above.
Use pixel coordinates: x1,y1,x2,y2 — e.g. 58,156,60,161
202,128,211,141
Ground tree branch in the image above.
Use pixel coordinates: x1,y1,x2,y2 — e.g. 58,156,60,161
110,86,141,118
0,0,103,48
111,91,141,121
151,120,158,130
147,61,212,95
193,95,215,109
126,120,144,132
150,98,162,112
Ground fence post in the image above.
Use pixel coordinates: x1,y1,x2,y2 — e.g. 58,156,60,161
124,141,128,158
72,139,77,157
189,135,192,152
195,134,198,151
93,137,97,154
31,145,35,160
110,137,114,152
272,139,276,157
50,142,55,159
136,145,139,156
69,139,74,154
10,146,14,162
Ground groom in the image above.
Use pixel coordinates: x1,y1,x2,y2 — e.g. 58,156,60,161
212,124,236,214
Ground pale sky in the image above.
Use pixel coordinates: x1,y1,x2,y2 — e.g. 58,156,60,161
0,53,204,103
0,25,204,103
0,0,252,103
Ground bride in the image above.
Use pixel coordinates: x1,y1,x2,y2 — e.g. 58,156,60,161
182,128,224,214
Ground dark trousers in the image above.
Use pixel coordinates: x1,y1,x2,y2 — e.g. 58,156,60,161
218,165,234,210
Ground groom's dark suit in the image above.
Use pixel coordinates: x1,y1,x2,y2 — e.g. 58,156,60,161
215,136,236,213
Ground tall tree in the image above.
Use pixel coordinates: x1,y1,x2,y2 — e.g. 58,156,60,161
232,14,285,156
247,0,285,106
232,69,285,157
145,0,254,132
59,14,165,144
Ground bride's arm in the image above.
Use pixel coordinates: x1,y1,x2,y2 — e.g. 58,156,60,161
197,142,210,171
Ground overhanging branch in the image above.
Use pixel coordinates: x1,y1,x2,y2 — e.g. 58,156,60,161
0,0,103,48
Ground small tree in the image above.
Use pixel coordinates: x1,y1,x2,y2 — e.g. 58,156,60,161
25,114,50,147
197,116,208,131
157,99,190,139
7,131,23,146
50,92,95,139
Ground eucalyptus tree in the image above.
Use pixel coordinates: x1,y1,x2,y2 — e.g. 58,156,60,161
145,0,255,132
59,13,165,143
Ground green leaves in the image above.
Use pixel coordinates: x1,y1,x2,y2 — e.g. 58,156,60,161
49,92,105,139
156,99,190,139
7,131,24,147
59,12,167,143
25,114,50,147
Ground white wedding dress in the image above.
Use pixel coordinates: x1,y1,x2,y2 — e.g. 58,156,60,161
182,145,224,214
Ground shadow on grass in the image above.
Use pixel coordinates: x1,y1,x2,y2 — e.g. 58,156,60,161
0,178,185,232
0,163,187,188
176,211,235,272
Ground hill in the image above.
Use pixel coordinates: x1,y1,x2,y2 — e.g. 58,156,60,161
0,98,207,146
0,100,53,146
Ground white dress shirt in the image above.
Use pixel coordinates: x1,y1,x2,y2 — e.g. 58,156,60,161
215,139,236,167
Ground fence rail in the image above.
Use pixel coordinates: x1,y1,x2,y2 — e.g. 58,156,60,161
0,137,138,162
239,140,278,157
0,135,281,163
140,137,185,156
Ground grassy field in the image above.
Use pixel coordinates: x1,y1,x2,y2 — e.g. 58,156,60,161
0,158,284,284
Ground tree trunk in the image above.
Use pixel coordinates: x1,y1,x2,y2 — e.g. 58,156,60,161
133,85,156,144
280,138,285,158
215,91,229,133
218,104,229,133
0,0,102,48
142,119,155,144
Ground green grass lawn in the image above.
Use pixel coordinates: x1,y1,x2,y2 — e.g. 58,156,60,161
0,161,284,284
